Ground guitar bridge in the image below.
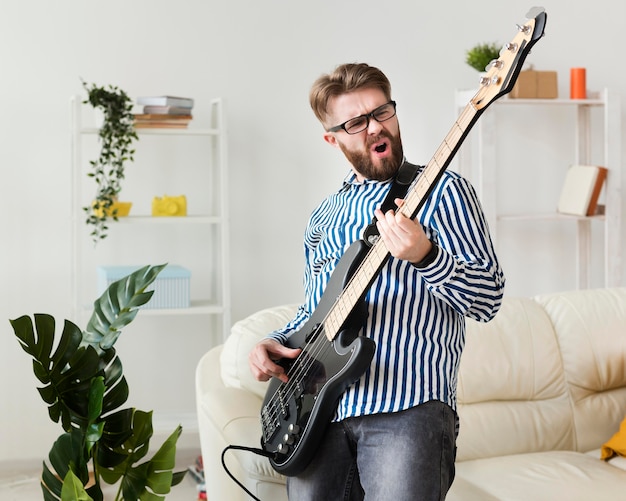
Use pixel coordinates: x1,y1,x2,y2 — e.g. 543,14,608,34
261,404,280,443
261,387,291,443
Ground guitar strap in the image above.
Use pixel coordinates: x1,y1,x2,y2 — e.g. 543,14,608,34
363,161,421,247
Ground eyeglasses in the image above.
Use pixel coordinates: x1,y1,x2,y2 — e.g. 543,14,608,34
327,101,397,135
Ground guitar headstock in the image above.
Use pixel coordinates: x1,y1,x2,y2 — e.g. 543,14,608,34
471,7,547,110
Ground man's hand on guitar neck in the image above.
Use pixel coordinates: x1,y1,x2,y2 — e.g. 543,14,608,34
374,198,434,266
249,338,302,383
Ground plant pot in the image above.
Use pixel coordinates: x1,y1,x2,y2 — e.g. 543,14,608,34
93,201,132,218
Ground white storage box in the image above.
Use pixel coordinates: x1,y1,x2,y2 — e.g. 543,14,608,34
97,265,191,309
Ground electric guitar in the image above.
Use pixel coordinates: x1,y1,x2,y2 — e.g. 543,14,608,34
260,7,547,477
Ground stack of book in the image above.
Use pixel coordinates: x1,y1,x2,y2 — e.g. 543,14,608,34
134,96,194,128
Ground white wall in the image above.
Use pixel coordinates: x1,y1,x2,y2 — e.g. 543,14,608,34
1,0,624,461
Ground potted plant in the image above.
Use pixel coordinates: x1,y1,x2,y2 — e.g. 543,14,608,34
10,264,187,500
82,81,138,243
465,42,501,72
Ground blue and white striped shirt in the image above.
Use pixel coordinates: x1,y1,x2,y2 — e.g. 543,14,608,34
269,165,505,421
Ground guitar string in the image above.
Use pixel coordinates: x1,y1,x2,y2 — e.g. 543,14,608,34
262,324,333,430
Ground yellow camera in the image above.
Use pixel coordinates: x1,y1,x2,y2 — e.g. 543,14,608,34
152,195,187,217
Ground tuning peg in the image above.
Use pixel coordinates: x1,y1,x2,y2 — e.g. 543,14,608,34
486,59,504,71
479,75,501,86
516,23,531,34
504,42,518,53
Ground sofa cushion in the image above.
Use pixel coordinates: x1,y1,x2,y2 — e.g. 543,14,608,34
450,451,626,501
220,304,300,399
456,297,573,461
536,287,626,453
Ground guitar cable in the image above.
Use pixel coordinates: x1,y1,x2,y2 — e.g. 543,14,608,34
221,444,277,501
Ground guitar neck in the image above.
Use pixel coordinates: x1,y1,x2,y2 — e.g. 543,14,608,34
322,102,481,341
402,102,480,219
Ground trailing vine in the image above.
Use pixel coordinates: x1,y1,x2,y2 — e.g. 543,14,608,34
82,81,138,242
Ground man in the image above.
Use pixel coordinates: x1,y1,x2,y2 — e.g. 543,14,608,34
248,63,505,500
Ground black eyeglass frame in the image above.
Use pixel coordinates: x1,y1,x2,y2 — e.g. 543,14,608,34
326,100,397,134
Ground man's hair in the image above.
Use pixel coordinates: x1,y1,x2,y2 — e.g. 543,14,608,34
309,63,392,126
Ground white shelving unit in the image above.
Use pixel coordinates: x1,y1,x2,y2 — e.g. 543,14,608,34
70,96,230,436
454,88,621,289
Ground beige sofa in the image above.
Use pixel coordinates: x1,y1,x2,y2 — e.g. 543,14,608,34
196,288,626,500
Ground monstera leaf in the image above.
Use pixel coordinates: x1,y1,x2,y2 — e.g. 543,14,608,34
98,411,186,500
11,315,106,429
41,428,102,501
60,470,94,501
82,264,166,352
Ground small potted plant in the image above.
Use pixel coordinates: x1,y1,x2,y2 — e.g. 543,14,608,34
465,42,501,72
10,264,187,500
82,81,138,243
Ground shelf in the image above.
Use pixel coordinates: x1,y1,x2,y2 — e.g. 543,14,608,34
79,300,224,316
456,88,607,108
489,97,606,107
140,301,226,316
110,215,223,225
80,126,220,136
497,213,605,222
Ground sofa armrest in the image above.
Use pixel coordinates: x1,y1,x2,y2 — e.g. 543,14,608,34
196,347,287,501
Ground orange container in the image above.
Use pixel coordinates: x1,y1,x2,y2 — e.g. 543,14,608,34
570,68,586,99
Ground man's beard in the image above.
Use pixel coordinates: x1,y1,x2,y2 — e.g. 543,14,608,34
338,129,404,181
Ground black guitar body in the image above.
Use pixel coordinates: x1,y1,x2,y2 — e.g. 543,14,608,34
260,240,377,476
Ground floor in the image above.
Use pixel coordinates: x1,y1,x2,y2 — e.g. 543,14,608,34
0,448,204,500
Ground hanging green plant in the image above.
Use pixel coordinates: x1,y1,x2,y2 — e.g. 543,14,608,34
10,264,187,500
465,42,501,72
82,81,138,243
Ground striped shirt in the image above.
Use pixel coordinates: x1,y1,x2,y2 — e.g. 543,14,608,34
269,165,505,421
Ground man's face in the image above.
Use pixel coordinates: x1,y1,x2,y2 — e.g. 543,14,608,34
323,88,403,182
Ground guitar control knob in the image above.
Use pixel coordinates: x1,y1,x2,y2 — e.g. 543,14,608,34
288,424,301,434
277,443,289,455
283,433,295,445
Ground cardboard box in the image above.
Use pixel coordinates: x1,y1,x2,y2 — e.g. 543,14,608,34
97,265,191,309
510,70,558,99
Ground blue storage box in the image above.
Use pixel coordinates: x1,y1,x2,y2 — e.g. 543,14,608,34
97,265,191,309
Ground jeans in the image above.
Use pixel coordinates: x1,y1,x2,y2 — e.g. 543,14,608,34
286,400,457,501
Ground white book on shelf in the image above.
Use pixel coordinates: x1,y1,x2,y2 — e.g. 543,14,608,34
142,105,193,115
136,96,194,108
557,164,608,216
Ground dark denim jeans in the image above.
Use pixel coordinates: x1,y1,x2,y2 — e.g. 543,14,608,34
287,400,457,501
